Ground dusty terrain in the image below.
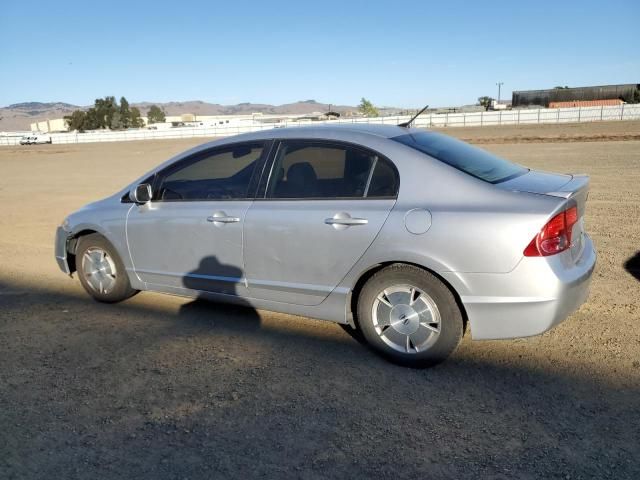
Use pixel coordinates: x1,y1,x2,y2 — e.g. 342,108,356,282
1,122,639,479
443,119,640,143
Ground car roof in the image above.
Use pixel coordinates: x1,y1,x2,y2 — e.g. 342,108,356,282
290,123,409,138
221,123,411,143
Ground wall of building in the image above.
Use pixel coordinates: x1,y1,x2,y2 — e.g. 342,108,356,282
29,118,67,133
549,99,624,108
512,83,639,107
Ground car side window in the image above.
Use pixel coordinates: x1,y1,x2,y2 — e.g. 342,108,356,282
156,142,265,201
367,156,399,198
265,141,398,199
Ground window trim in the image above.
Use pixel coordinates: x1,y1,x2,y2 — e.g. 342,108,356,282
150,140,273,203
256,138,399,201
362,156,378,197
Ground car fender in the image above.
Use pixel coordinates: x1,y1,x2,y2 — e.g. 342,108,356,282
63,201,134,275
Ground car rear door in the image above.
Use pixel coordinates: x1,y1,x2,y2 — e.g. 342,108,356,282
125,141,269,296
243,139,399,305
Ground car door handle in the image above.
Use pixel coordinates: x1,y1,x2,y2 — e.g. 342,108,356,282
207,213,240,223
324,213,368,227
325,218,368,226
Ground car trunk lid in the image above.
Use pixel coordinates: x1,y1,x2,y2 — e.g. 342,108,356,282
497,169,573,194
497,170,590,263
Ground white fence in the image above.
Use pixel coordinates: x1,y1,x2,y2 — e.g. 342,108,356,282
413,103,640,128
1,104,639,146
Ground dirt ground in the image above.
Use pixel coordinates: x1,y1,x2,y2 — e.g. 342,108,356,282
1,122,639,479
435,119,640,143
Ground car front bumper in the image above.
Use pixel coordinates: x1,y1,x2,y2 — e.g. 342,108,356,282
442,234,596,340
55,226,71,275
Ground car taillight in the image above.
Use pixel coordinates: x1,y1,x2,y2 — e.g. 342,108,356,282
524,206,578,257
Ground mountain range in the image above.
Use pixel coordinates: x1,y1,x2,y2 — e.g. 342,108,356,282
0,100,404,131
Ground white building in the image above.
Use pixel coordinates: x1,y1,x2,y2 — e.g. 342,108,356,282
30,111,335,133
29,118,67,133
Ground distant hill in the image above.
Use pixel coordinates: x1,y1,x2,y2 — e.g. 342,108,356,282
131,99,366,116
0,102,80,131
7,102,78,111
0,99,405,131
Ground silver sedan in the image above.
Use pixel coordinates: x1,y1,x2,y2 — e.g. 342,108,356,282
55,124,596,367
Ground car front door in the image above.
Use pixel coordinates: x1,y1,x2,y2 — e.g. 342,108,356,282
243,140,399,305
126,141,269,296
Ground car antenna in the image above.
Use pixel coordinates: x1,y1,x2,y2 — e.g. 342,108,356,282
398,105,429,128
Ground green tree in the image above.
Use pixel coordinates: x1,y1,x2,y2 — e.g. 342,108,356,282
83,107,100,130
119,96,131,128
147,104,166,124
64,110,87,132
111,111,124,130
93,96,118,129
130,107,145,128
478,96,494,111
358,97,379,117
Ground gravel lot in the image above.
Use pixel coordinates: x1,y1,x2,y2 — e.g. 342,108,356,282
1,122,639,479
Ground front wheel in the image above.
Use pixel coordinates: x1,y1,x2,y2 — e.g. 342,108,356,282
76,234,138,303
357,264,464,368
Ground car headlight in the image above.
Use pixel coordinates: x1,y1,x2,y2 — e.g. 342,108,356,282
61,217,71,232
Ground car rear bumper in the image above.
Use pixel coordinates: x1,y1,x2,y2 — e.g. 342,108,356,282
442,234,596,340
55,226,71,275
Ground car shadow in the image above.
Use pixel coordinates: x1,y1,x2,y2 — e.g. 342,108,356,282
0,273,639,479
179,255,261,330
624,251,640,281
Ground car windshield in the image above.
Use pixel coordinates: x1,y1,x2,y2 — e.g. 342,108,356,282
392,131,528,183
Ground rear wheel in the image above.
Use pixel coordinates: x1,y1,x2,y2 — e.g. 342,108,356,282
357,264,463,368
76,234,138,303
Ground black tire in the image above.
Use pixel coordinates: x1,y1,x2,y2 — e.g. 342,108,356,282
76,233,138,303
339,323,367,345
356,264,463,368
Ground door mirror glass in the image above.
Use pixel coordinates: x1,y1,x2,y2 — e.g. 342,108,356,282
130,183,152,204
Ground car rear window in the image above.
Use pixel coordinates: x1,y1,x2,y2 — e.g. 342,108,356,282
392,131,527,183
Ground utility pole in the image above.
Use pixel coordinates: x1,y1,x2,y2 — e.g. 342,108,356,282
496,82,504,103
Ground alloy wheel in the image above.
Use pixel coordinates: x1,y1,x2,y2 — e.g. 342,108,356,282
81,247,117,294
371,284,441,354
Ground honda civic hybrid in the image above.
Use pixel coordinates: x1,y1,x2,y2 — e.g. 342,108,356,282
55,124,596,367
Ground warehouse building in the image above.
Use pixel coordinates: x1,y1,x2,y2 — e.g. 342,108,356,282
29,118,67,133
512,83,639,108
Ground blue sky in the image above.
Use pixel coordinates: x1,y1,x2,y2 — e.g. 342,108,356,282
1,0,638,108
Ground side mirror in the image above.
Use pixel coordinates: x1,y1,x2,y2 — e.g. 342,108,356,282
130,183,152,204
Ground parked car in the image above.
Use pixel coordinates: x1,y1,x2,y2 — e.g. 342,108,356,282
55,124,596,367
19,134,52,145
